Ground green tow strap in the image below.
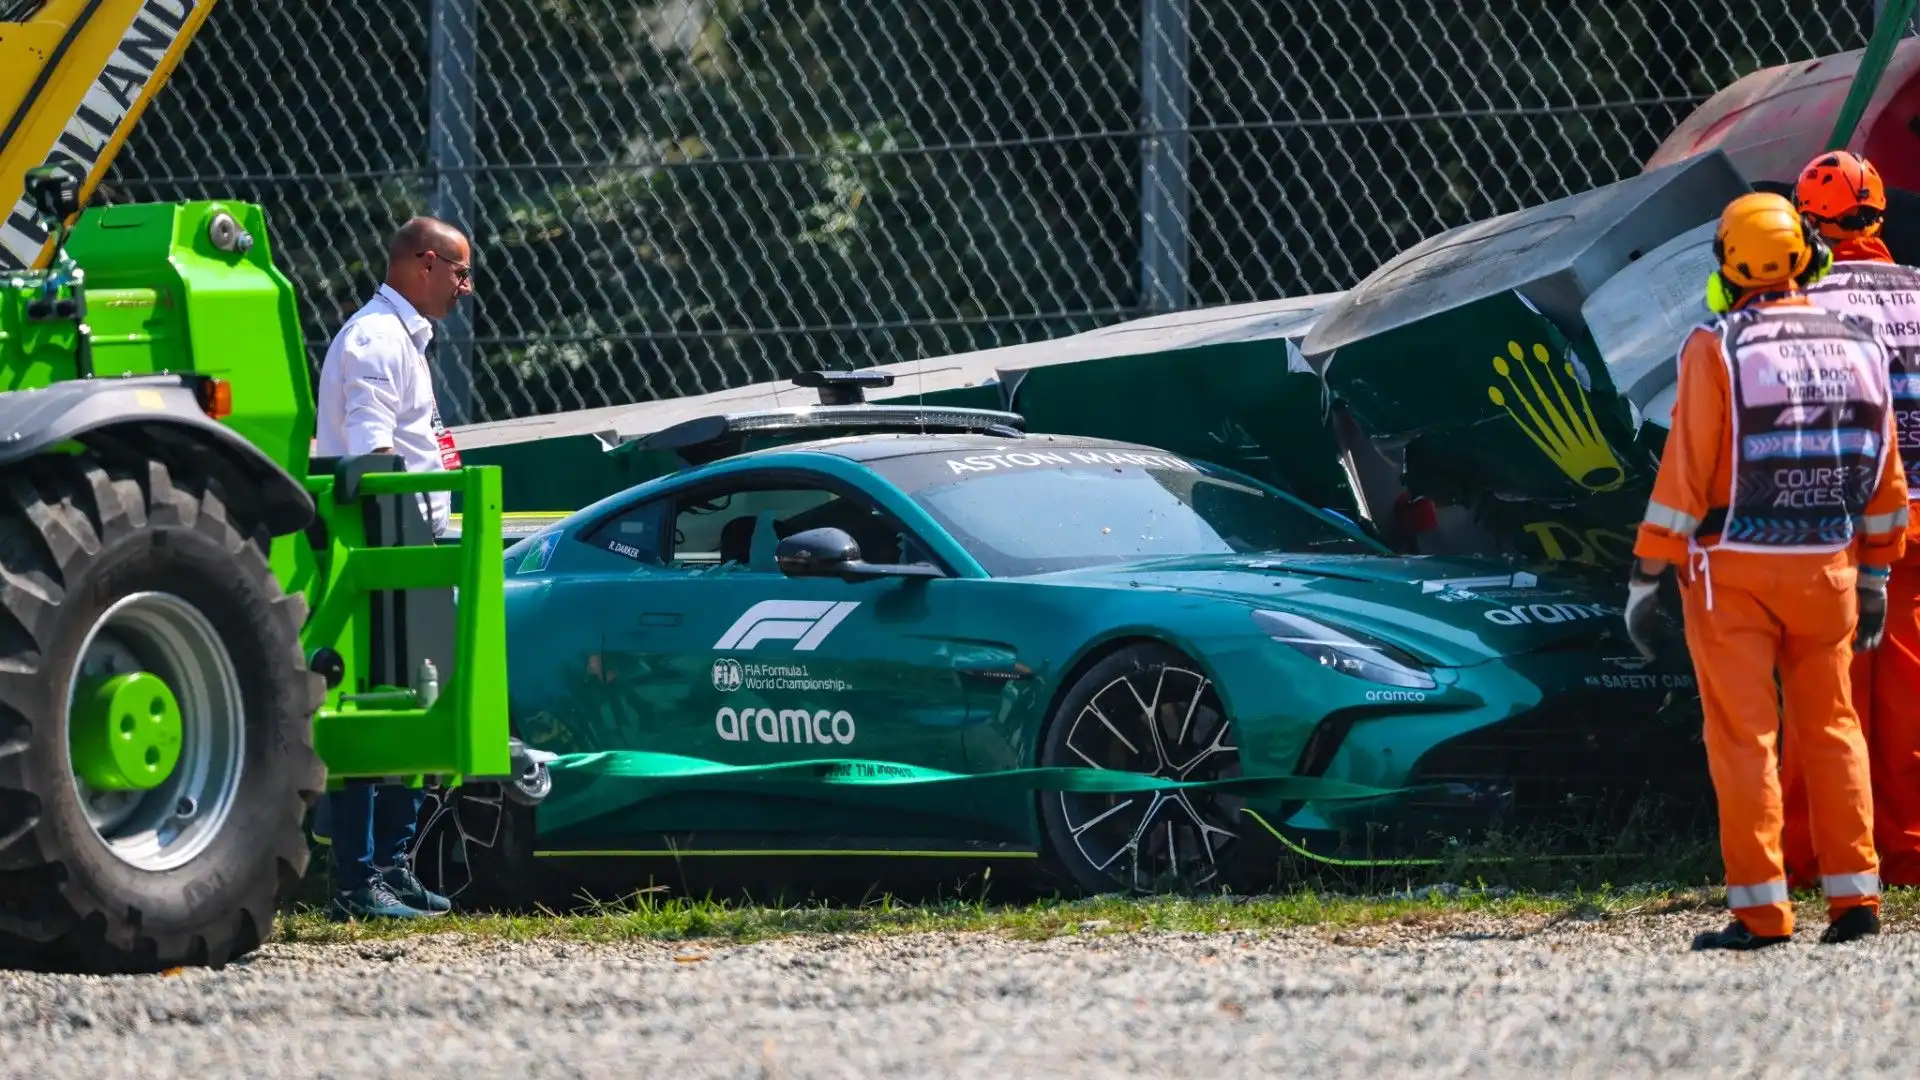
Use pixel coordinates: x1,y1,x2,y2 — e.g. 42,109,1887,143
1238,809,1649,868
538,750,1417,835
1827,0,1918,151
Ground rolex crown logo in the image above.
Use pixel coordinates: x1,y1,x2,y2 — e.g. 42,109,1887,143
1486,341,1625,492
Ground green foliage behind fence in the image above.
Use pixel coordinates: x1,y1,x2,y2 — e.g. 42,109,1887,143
99,0,1876,426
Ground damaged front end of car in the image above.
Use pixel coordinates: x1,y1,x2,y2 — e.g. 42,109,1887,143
1256,628,1709,867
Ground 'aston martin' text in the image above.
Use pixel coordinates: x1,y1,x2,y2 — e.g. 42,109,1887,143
944,450,1199,474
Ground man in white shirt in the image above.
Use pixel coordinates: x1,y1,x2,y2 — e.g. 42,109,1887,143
314,215,472,537
315,215,472,921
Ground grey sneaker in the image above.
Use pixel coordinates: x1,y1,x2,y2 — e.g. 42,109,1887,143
327,879,429,922
378,863,452,914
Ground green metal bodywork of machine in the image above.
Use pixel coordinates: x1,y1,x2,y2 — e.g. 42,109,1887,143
0,170,537,974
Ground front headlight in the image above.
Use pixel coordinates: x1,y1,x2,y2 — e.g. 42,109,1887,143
1252,609,1437,689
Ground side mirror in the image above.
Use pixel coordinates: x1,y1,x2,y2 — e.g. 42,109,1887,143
775,527,945,581
775,526,861,577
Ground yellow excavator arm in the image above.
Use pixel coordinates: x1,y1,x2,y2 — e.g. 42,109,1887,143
0,0,217,271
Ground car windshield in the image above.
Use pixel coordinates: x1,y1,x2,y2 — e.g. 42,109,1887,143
869,446,1384,576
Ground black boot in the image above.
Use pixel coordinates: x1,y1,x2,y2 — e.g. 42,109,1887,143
1819,905,1881,944
1692,920,1793,951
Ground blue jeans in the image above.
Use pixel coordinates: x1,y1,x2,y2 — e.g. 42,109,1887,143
327,780,424,892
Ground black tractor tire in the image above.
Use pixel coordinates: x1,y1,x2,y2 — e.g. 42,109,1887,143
0,454,325,973
1035,641,1276,897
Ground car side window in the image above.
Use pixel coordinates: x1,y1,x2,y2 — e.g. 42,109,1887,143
578,499,668,564
670,485,837,569
666,479,918,570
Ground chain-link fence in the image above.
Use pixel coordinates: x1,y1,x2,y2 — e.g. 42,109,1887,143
101,0,1877,427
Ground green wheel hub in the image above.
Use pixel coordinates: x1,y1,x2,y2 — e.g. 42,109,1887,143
71,671,184,791
64,591,247,872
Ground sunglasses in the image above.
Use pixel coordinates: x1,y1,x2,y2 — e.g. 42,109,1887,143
416,248,472,283
1806,207,1883,233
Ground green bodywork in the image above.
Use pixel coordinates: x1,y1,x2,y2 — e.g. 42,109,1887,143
496,433,1704,863
2,196,511,785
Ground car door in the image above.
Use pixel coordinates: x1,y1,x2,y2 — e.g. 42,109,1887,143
591,469,986,846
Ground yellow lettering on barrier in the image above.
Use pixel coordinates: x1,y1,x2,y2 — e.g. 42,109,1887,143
1522,521,1591,564
1519,521,1638,568
1585,528,1637,565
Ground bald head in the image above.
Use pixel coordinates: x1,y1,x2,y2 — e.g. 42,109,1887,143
387,216,465,272
383,215,472,319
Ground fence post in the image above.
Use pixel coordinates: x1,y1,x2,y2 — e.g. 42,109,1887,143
1138,0,1191,314
429,0,477,426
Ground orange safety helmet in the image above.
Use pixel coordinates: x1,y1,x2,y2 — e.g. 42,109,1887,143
1713,191,1828,292
1795,150,1887,237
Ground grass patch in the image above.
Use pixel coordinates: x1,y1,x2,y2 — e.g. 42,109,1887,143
271,880,1744,948
279,791,1920,948
272,882,1920,948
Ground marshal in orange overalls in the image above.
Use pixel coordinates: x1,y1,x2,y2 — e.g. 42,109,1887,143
1629,192,1906,949
1783,150,1920,889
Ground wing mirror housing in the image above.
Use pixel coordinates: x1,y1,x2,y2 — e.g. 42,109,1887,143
775,527,943,581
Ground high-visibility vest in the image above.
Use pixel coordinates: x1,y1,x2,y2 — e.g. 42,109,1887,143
1805,259,1920,486
1700,304,1893,554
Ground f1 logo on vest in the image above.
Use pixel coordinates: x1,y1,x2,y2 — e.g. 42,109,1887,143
1775,404,1854,425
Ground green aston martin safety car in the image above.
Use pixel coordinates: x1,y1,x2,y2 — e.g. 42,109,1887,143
419,373,1709,904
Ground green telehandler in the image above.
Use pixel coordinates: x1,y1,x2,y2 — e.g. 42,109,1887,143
0,0,548,975
0,163,545,974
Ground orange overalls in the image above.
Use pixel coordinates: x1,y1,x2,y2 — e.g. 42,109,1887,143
1635,293,1907,939
1784,235,1920,887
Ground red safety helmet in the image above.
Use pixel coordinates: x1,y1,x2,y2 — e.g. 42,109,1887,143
1795,150,1887,238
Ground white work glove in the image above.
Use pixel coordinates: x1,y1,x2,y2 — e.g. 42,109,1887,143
1857,567,1890,652
1625,563,1666,662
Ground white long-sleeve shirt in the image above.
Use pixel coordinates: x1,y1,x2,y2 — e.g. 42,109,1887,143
314,284,462,535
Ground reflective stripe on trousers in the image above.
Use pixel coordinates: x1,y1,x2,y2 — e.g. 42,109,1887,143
1728,875,1879,910
1823,872,1880,899
1728,879,1789,909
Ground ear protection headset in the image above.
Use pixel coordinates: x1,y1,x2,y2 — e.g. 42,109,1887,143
1705,209,1832,315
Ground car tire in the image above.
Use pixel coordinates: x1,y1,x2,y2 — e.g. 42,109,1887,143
0,455,325,973
412,781,541,913
1034,641,1272,896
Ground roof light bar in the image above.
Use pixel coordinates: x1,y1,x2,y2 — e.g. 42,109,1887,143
620,404,1028,463
723,405,1024,434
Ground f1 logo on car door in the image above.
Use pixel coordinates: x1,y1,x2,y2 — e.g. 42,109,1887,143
697,585,984,831
713,600,861,651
